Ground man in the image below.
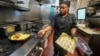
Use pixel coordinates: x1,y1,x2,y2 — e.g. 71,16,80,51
38,1,77,56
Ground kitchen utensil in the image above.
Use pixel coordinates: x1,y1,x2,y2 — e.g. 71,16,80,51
9,32,31,41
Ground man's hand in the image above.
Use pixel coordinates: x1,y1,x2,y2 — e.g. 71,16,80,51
38,30,45,37
71,28,77,36
38,25,52,37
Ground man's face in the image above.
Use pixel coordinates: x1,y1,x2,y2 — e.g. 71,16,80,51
59,4,69,15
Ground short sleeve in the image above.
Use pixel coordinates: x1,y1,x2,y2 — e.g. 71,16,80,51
50,15,56,28
71,14,77,28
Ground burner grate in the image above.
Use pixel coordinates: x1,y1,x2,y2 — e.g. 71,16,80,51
0,39,23,56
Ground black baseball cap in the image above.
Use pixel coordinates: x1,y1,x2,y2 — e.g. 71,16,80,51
60,1,70,7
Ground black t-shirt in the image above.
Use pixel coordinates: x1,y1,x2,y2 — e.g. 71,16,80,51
50,13,77,40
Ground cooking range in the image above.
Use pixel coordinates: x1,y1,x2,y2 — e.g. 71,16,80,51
0,38,24,56
0,21,44,56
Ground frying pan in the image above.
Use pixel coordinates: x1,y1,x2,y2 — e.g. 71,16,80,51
8,31,31,41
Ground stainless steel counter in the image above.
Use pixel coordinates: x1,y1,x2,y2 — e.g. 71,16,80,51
10,35,40,56
78,26,100,35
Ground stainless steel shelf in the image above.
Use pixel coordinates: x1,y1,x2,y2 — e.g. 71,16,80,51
0,1,29,11
89,1,100,6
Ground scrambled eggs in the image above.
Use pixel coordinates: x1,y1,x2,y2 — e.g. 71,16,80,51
10,33,30,41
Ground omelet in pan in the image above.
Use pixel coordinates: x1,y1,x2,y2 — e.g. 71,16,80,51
10,33,30,41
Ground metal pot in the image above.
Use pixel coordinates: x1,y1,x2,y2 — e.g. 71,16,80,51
14,22,27,31
7,21,29,31
26,22,33,30
0,24,15,37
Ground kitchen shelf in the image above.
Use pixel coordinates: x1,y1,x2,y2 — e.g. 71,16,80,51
0,1,29,11
87,15,100,18
91,15,100,18
89,1,100,7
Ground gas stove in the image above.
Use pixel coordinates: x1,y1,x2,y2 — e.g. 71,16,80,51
0,21,45,56
0,32,43,56
0,38,24,56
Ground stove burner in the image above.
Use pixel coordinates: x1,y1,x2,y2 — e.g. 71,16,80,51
0,39,23,56
0,45,11,56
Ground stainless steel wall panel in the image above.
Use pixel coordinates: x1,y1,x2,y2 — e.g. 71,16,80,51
21,4,41,21
4,9,21,22
41,4,51,23
0,7,21,24
29,0,38,4
22,0,59,21
0,7,5,24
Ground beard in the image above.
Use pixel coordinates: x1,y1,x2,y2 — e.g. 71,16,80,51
60,12,67,16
